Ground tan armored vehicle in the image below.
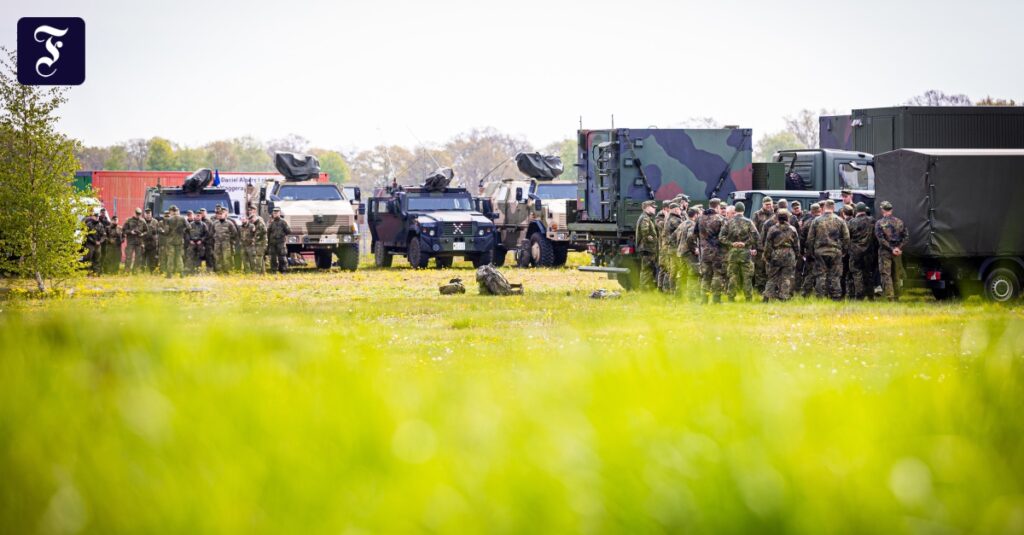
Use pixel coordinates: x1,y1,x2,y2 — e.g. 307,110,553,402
258,153,360,270
484,153,583,267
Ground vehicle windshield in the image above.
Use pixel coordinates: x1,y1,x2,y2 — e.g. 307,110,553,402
160,195,232,215
534,184,576,200
839,162,874,189
406,194,473,211
278,185,343,201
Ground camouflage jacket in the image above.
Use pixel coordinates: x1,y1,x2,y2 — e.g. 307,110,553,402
765,223,801,259
661,213,683,253
676,219,697,258
720,216,759,263
163,215,188,245
84,217,105,245
141,219,157,245
752,208,774,244
248,216,268,246
874,215,907,253
759,215,779,249
696,211,725,252
634,213,659,255
105,225,122,245
268,218,291,245
807,212,850,256
654,211,668,238
187,219,208,243
847,214,876,251
123,216,147,243
212,219,240,245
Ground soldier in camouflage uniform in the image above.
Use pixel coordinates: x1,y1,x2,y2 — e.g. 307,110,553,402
267,207,292,273
242,204,268,274
764,210,801,301
658,202,683,292
634,200,659,290
806,199,850,300
719,201,759,302
674,207,701,300
846,203,877,300
799,202,820,297
874,201,907,301
789,202,805,290
696,198,727,303
123,207,147,274
654,202,668,237
211,207,240,274
83,210,105,275
197,208,215,273
162,206,188,278
186,210,209,274
156,211,169,274
103,215,123,274
752,196,775,291
142,209,159,273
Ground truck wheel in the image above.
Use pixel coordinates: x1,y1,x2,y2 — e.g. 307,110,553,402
435,256,453,269
374,241,393,268
529,232,555,267
611,255,639,291
338,245,359,271
407,238,430,269
552,245,569,267
471,248,494,268
984,267,1021,302
492,245,507,267
314,249,333,270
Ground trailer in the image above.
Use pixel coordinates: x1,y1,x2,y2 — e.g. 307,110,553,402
874,148,1024,302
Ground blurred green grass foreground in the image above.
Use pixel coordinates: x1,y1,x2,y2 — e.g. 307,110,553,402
1,268,1023,533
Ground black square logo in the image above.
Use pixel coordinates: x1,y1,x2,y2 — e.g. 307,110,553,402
17,17,86,86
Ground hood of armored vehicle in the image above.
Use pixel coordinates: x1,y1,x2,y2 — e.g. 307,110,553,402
276,199,355,217
415,211,492,225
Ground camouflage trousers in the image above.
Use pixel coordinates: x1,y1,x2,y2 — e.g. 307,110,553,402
700,248,726,299
849,247,876,299
144,242,159,273
269,242,288,273
657,253,676,293
814,251,844,300
765,250,797,301
878,249,903,300
186,242,205,274
164,243,184,277
726,258,754,300
103,243,121,274
674,255,700,301
794,254,806,294
85,243,102,274
637,252,658,291
125,241,145,273
753,255,767,292
214,242,234,273
243,244,265,274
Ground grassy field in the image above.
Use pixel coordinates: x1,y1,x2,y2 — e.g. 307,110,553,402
1,254,1023,533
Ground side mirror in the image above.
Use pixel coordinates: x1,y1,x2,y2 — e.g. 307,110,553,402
515,188,523,202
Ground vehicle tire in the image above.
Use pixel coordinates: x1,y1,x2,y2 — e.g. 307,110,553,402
611,254,639,291
314,249,333,270
373,241,393,268
529,232,555,267
552,244,569,267
338,245,359,271
471,248,494,268
407,237,430,269
492,245,507,267
983,267,1021,303
435,256,453,269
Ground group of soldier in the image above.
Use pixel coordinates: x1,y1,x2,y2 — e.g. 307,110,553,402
82,204,293,278
635,189,908,303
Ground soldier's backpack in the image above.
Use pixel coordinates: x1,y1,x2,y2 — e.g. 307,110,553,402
475,265,524,296
439,278,466,295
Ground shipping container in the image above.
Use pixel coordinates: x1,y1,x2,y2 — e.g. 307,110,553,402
820,106,1024,154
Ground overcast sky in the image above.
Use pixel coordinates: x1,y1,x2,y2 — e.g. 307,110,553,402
3,0,1021,153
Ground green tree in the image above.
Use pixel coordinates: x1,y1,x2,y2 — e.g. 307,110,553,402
104,146,128,169
175,146,209,171
146,137,177,170
0,48,86,291
310,149,351,184
976,96,1018,106
542,139,578,181
754,131,801,162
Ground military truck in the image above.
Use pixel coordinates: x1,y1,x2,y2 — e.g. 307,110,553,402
144,168,238,219
772,149,874,191
875,148,1024,302
368,168,496,269
483,153,584,267
258,152,360,271
569,127,753,289
729,189,875,218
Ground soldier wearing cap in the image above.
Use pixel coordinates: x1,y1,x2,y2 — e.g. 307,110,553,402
847,202,877,299
123,207,148,274
267,206,292,273
763,209,801,301
807,199,850,300
654,201,669,239
185,209,209,274
162,205,188,278
675,207,701,300
83,208,105,275
841,188,854,208
752,196,774,292
142,208,158,273
212,206,240,273
658,202,683,292
196,208,215,272
799,202,821,297
719,201,759,301
874,201,906,301
103,215,123,274
695,198,727,303
789,201,806,289
242,203,268,274
634,200,659,290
